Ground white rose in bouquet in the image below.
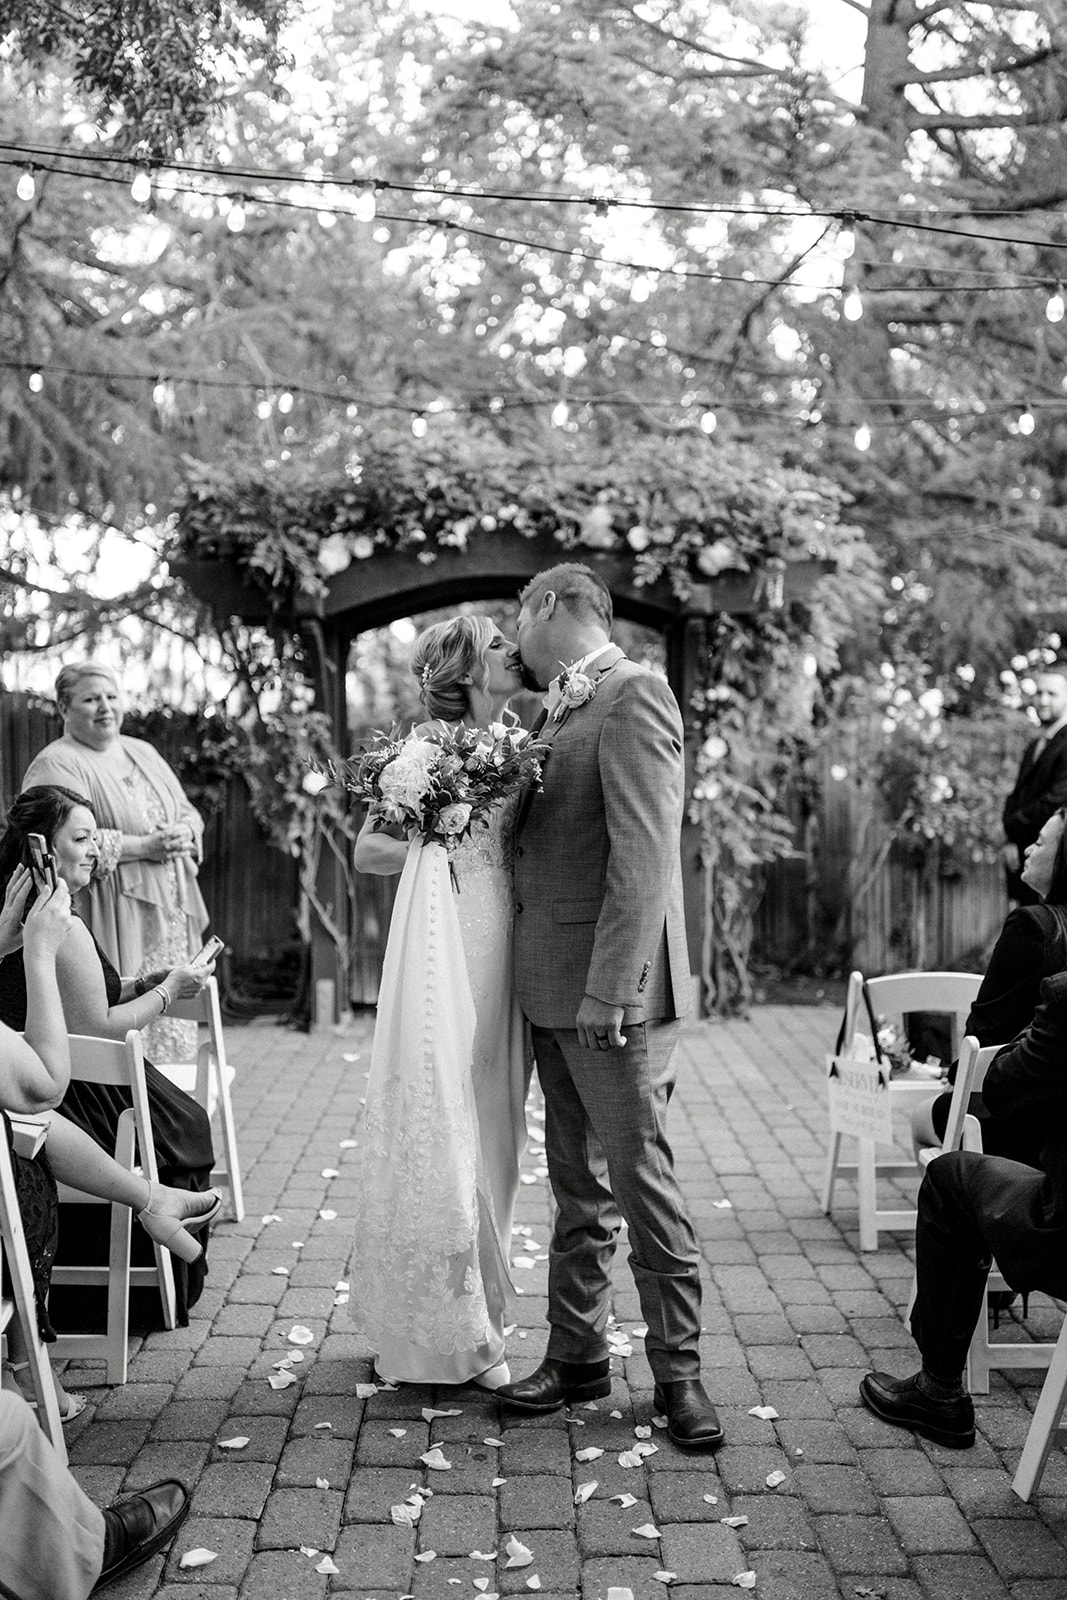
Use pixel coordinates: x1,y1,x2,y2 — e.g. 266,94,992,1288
438,801,473,836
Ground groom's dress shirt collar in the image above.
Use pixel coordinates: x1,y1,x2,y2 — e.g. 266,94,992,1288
544,642,616,714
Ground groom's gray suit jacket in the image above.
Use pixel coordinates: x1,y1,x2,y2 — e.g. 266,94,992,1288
513,647,690,1029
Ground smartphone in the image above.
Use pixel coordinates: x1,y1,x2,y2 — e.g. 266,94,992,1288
26,832,57,892
193,934,224,966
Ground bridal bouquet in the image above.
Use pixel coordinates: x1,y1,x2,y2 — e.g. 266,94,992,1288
322,723,548,852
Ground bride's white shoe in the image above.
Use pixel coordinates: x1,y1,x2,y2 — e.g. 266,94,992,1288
473,1360,511,1391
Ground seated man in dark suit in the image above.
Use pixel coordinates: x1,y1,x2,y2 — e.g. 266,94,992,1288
1003,666,1067,904
860,971,1067,1447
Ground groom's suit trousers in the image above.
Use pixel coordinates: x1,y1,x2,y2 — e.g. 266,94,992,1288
532,1017,703,1382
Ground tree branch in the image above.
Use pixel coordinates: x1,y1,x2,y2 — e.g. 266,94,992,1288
899,45,1054,88
614,2,799,81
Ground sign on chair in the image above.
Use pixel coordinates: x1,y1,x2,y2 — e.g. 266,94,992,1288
826,1052,893,1145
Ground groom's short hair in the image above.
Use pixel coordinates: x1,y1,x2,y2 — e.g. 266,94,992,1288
520,563,612,628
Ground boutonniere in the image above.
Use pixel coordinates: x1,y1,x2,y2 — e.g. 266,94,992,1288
554,662,598,721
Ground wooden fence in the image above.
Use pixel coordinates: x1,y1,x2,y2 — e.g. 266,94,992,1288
1,691,1022,1007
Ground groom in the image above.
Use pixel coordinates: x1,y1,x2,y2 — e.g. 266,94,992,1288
498,561,722,1449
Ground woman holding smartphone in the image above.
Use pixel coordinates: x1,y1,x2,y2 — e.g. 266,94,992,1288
0,786,219,1324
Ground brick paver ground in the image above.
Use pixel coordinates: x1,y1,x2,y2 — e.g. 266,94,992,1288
56,1004,1067,1599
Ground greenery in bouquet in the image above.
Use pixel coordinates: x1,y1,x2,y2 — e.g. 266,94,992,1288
322,724,549,853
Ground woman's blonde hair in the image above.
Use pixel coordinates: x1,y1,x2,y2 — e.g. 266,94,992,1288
411,616,496,723
55,661,120,712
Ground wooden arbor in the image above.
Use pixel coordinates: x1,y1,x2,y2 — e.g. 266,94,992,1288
175,527,832,1020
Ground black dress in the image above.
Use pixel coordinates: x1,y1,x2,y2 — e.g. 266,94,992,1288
2,1112,59,1342
0,938,215,1326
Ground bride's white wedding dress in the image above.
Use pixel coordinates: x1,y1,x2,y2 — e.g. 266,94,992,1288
349,795,528,1384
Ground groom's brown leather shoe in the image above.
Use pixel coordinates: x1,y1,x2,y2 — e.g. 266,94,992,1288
496,1357,611,1412
653,1379,725,1451
92,1479,190,1591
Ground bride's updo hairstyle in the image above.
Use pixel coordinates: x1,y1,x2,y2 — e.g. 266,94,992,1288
412,615,496,723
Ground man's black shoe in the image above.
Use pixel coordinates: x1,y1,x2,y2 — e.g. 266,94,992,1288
860,1370,975,1449
496,1358,611,1412
92,1479,190,1592
653,1379,724,1451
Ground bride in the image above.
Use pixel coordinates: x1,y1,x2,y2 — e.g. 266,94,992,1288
350,615,529,1388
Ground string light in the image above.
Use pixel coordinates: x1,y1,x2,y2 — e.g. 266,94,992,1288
551,401,569,427
1018,409,1036,435
1047,287,1065,323
130,170,152,204
838,220,856,259
854,423,872,450
411,414,427,437
352,185,377,223
699,411,717,434
842,288,864,322
226,199,247,232
27,372,43,393
16,168,35,202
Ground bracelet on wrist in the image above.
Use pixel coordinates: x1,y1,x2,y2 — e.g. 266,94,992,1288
154,986,170,1015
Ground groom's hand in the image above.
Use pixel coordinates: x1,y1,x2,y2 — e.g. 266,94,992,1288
577,995,627,1051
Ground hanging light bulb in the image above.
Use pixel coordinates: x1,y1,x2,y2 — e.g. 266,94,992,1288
842,287,864,322
411,414,427,438
551,401,569,427
699,410,717,435
1046,287,1065,324
854,422,872,451
130,170,152,204
352,186,377,223
838,222,856,259
27,371,43,393
16,169,35,202
226,200,247,233
1018,409,1036,435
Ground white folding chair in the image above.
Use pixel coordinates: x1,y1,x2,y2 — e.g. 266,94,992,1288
0,1119,66,1461
155,978,244,1222
1013,1314,1067,1500
50,1031,177,1386
925,1036,1060,1394
822,970,983,1251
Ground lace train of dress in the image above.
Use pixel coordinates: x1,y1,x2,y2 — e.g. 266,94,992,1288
350,805,528,1384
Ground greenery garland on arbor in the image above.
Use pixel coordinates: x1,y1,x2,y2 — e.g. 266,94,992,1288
172,422,876,1014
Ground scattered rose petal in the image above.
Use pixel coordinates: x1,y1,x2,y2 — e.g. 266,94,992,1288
474,1581,490,1594
722,1515,749,1528
610,1409,623,1420
634,1425,652,1439
355,1383,379,1398
607,1590,636,1600
527,1579,542,1591
321,1168,340,1178
571,1418,585,1427
732,1575,756,1591
342,1053,360,1062
389,1427,407,1438
300,1545,318,1557
448,1582,462,1588
611,1493,639,1507
316,1476,330,1490
483,1437,503,1447
505,1534,534,1568
654,1575,677,1586
766,1470,787,1488
633,1442,658,1458
180,1549,218,1569
261,1213,281,1224
469,1551,498,1561
272,1357,294,1370
291,1241,304,1249
632,1524,661,1539
523,1239,540,1251
316,1555,339,1574
314,1421,332,1430
513,1257,536,1269
289,1351,305,1364
713,1198,733,1209
618,1448,643,1468
288,1325,314,1346
748,1405,778,1420
574,1445,603,1463
391,1502,421,1526
633,1326,648,1338
574,1480,598,1504
422,1407,462,1420
703,1494,718,1505
339,1137,358,1147
651,1414,668,1430
271,1266,290,1276
421,1447,452,1470
334,1280,349,1291
217,1436,249,1450
414,1551,437,1562
492,1477,506,1487
319,1209,337,1220
268,1371,298,1389
334,1293,349,1305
